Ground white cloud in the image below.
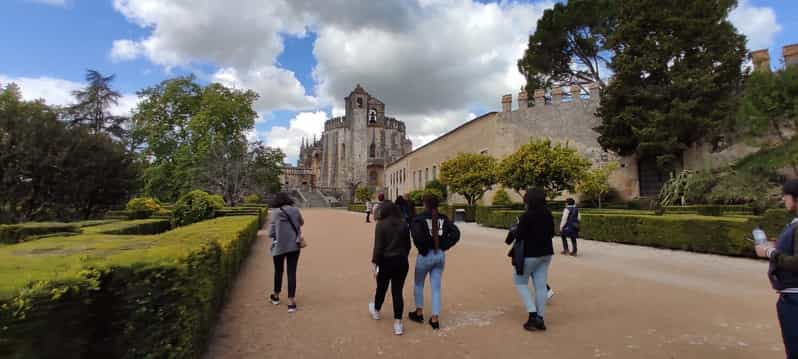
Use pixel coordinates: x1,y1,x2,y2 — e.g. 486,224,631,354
0,74,138,116
27,0,67,6
111,0,554,143
110,39,144,62
729,0,781,50
261,111,328,163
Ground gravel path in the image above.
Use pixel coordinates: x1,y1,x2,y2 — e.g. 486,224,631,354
204,209,783,359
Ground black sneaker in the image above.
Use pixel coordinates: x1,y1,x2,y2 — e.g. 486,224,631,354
408,311,424,323
269,293,280,305
429,319,440,330
523,316,546,331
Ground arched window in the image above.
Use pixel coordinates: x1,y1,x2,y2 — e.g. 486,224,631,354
368,109,377,123
357,97,363,108
369,143,376,158
341,143,345,160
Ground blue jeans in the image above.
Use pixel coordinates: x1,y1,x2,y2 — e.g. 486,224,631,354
513,256,552,318
778,293,798,358
414,250,445,316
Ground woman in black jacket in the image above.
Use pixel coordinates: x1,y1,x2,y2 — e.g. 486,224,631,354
505,187,554,331
369,202,411,335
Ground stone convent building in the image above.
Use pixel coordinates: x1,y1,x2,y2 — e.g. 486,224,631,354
284,85,412,199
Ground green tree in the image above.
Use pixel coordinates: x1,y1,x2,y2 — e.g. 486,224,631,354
439,153,497,206
247,144,285,195
595,0,746,168
132,76,203,202
355,187,374,203
425,179,448,201
576,162,619,208
518,0,616,92
738,65,798,175
498,139,590,198
0,83,139,223
67,70,129,138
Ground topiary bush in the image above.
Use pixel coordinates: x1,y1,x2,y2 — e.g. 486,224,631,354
126,197,162,219
172,190,225,227
492,188,511,206
0,222,80,244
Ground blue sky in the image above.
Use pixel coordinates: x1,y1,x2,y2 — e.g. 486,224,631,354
0,0,794,163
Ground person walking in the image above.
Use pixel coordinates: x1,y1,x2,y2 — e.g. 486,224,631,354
408,194,460,330
365,198,373,223
559,198,581,256
394,196,414,223
368,202,411,335
505,187,554,331
374,193,390,220
268,192,304,313
755,179,798,358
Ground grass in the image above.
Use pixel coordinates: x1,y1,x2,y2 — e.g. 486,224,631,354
734,136,798,174
0,215,257,300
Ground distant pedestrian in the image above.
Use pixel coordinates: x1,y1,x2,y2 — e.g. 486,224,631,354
755,179,798,358
408,194,460,330
505,187,554,331
559,198,581,256
268,192,304,313
365,199,373,223
369,202,411,335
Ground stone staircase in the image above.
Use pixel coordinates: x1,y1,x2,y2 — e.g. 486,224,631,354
298,190,331,208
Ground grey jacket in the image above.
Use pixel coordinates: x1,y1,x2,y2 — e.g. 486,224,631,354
269,205,304,256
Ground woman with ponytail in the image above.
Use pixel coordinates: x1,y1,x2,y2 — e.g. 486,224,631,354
408,193,459,330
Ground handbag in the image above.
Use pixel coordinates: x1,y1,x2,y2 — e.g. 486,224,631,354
279,207,307,248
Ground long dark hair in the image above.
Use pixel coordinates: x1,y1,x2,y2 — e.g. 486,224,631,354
423,193,440,250
270,192,294,208
379,202,403,221
524,187,547,211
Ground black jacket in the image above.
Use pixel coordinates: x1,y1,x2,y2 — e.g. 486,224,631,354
505,207,554,258
372,217,411,265
410,211,455,256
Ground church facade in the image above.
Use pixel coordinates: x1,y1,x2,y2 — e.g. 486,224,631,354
292,85,412,197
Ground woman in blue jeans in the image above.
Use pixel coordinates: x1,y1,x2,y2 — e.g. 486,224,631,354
408,194,453,330
506,187,554,331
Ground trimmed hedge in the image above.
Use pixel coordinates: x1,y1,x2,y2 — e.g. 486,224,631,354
82,219,172,235
0,215,261,358
664,205,755,216
476,206,757,257
0,222,80,244
348,203,366,212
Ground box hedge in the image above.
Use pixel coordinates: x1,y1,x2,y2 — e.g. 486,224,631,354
476,206,757,257
0,222,81,244
0,214,262,359
82,219,172,235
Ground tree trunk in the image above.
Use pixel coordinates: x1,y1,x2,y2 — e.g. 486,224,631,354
598,195,602,209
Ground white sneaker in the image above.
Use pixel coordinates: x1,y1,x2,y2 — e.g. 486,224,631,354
368,302,380,320
547,288,555,301
393,321,404,335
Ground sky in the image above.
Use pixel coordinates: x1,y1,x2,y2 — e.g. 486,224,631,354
0,0,794,164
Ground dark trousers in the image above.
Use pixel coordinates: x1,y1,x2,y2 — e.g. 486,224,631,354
778,293,798,358
274,250,300,298
366,211,371,223
374,255,409,320
561,235,577,254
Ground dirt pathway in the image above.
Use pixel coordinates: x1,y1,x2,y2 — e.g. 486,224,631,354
204,209,783,359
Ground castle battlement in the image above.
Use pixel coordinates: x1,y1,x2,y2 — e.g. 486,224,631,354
324,116,348,130
500,82,601,113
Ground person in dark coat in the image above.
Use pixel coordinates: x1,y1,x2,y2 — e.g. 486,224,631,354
559,198,581,256
368,202,411,335
505,187,554,331
756,179,798,358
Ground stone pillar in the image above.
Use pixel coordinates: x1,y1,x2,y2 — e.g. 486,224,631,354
551,87,563,104
501,94,512,112
518,91,528,109
751,49,771,72
784,44,798,68
533,89,546,106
